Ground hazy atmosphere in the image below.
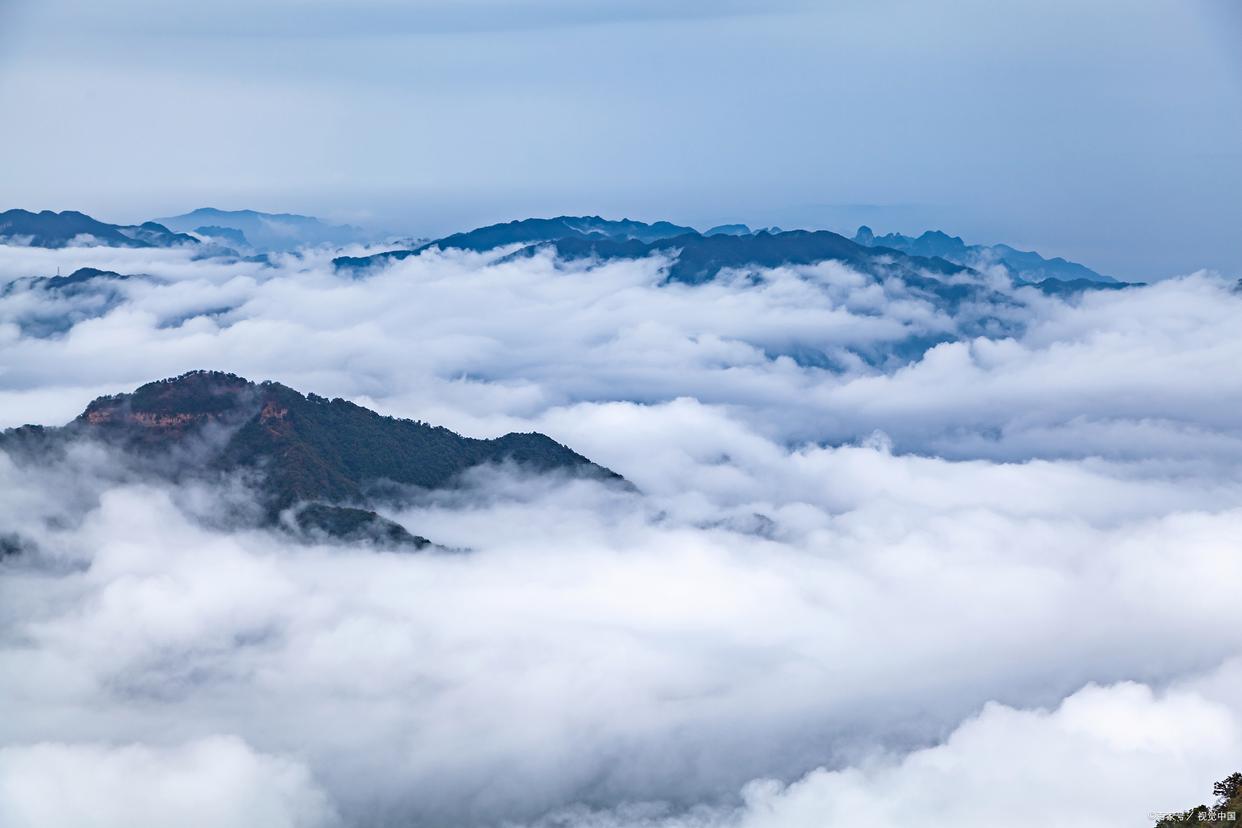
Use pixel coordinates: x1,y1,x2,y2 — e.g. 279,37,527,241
1,0,1240,278
1,2,1240,828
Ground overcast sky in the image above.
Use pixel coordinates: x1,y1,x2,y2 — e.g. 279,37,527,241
0,0,1238,279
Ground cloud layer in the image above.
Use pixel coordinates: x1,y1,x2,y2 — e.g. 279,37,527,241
1,244,1240,826
0,737,337,828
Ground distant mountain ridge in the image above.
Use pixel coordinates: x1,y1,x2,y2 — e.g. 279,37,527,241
704,224,753,236
0,209,198,249
853,226,1115,284
0,371,623,549
333,215,697,269
155,208,378,251
520,228,967,285
193,225,249,246
334,217,970,284
2,266,129,294
0,266,139,337
334,215,1121,295
2,207,1120,291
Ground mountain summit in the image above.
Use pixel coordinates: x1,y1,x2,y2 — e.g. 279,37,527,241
154,208,379,251
1,371,623,548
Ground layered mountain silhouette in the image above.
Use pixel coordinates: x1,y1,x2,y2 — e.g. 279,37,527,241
192,225,250,247
3,207,1126,299
155,208,379,251
334,215,1124,296
853,226,1116,284
1,267,138,337
333,215,697,270
2,266,130,295
522,228,968,286
0,209,198,249
0,371,623,549
334,217,971,285
704,224,754,236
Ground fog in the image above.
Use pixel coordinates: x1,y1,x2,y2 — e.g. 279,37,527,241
1,242,1239,826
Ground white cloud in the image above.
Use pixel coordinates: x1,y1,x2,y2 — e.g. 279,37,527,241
0,737,337,828
3,245,1239,463
526,677,1242,828
2,244,1241,824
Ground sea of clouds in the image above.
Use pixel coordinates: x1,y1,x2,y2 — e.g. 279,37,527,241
0,241,1239,827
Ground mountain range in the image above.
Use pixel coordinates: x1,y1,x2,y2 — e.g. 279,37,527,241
853,226,1115,284
2,266,129,294
334,215,1126,295
333,215,698,270
0,371,623,550
154,208,379,251
334,216,968,283
0,208,379,254
1,266,139,337
0,209,198,249
0,207,1126,296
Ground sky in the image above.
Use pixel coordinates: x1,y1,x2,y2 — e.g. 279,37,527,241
0,0,1239,280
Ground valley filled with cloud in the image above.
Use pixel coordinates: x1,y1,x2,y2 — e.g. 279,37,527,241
1,240,1239,827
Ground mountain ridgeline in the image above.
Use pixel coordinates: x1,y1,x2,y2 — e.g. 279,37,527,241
334,216,971,285
154,208,380,251
0,206,1123,295
2,267,129,295
0,207,375,253
852,226,1116,285
333,215,695,270
0,372,624,549
0,209,198,249
332,215,1126,294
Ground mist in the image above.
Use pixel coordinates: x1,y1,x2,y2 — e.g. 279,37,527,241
1,241,1240,826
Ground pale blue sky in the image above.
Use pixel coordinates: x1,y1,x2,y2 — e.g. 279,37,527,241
0,0,1238,278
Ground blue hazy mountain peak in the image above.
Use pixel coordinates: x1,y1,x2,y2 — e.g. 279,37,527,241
0,209,198,249
333,215,699,269
334,217,975,290
705,224,753,236
192,225,249,247
853,226,1115,284
154,208,378,251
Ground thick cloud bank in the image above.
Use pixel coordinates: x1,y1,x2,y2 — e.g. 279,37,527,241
0,737,337,828
527,671,1242,828
1,242,1239,826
